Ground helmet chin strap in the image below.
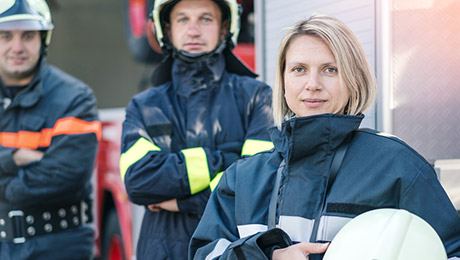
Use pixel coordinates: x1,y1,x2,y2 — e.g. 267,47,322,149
164,38,228,63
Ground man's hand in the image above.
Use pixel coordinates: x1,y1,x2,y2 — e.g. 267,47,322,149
272,242,329,260
148,198,179,212
13,148,44,166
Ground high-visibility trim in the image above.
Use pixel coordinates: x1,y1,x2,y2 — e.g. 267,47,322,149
210,172,223,192
0,117,101,149
237,224,268,238
316,215,352,242
205,238,231,260
241,139,274,156
236,215,354,242
182,147,210,194
278,215,315,242
277,215,352,242
119,137,161,181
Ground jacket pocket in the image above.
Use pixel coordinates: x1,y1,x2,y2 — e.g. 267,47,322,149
326,202,396,217
20,113,46,132
143,109,173,137
147,123,172,138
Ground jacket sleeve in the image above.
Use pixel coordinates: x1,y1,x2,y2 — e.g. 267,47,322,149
1,87,100,208
240,84,273,157
177,83,275,215
400,163,460,258
0,147,18,176
120,99,226,207
189,164,292,260
176,189,211,217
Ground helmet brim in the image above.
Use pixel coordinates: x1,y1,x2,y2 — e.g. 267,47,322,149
0,19,53,31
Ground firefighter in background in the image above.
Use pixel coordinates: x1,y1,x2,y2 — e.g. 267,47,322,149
0,0,100,259
120,0,273,258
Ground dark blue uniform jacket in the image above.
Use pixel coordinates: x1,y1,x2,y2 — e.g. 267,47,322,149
190,114,460,259
0,61,100,260
121,54,273,260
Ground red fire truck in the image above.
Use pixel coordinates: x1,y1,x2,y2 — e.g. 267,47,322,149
93,1,255,259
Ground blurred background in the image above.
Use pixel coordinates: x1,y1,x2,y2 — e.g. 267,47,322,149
46,0,151,109
45,0,255,109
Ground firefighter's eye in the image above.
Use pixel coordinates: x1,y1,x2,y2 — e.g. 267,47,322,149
324,67,338,74
176,17,188,23
0,32,12,41
292,67,305,73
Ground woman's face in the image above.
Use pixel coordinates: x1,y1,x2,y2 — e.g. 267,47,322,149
283,35,350,117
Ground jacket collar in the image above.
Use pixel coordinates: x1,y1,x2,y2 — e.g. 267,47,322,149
269,114,364,162
171,52,226,97
150,46,257,87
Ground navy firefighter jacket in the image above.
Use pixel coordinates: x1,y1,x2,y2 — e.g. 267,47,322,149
120,54,273,259
190,114,460,260
0,61,100,260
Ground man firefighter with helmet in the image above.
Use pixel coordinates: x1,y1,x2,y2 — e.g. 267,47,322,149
120,0,273,258
0,0,100,259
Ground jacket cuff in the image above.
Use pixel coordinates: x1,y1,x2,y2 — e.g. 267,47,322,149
0,148,18,176
177,189,211,217
256,228,293,258
0,182,6,201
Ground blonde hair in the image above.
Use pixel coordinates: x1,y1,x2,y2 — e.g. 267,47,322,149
273,14,376,128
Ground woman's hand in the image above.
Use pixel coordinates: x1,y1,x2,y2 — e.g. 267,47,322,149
272,242,329,259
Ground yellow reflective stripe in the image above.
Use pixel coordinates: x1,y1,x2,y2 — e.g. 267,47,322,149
182,147,210,194
241,139,274,156
119,137,161,181
210,172,223,192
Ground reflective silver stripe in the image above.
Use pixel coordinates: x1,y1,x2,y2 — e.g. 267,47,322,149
236,215,352,243
237,224,267,238
278,215,314,242
277,215,352,242
448,258,460,260
205,238,232,260
316,215,352,242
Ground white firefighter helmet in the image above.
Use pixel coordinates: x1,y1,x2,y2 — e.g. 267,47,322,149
152,0,240,48
0,0,54,46
323,208,447,260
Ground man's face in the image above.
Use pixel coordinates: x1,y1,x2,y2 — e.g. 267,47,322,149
0,30,41,85
167,0,225,54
